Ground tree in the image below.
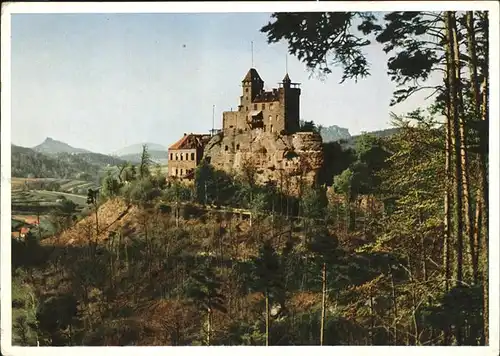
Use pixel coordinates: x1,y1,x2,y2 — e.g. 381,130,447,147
261,12,381,82
194,160,215,205
120,162,137,183
126,178,160,207
250,240,283,346
186,259,227,345
51,198,78,232
333,168,356,231
307,229,340,345
262,10,489,345
12,269,40,346
86,188,100,237
139,144,152,179
101,171,121,198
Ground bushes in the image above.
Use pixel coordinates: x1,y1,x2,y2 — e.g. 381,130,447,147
122,178,161,206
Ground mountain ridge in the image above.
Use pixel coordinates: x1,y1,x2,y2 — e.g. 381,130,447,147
111,142,167,157
32,137,91,155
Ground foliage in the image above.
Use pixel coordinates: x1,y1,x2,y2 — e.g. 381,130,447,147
9,10,489,347
261,12,381,82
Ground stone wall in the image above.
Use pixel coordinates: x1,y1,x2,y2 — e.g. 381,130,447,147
203,129,324,195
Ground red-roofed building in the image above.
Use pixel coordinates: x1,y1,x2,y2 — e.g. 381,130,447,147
20,227,30,238
167,133,211,182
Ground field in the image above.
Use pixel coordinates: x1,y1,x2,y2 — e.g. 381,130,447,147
11,181,91,238
11,177,98,194
12,189,87,212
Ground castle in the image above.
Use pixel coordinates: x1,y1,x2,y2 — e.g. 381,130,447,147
168,67,323,191
222,68,301,134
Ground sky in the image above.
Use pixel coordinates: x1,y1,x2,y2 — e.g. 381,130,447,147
11,12,440,154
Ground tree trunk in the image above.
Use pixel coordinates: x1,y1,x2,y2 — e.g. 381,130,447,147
389,265,398,345
446,11,465,345
442,54,453,345
473,189,482,284
452,13,474,284
94,204,99,237
206,308,212,346
265,290,270,346
446,11,465,288
320,262,327,346
479,11,489,346
465,11,482,118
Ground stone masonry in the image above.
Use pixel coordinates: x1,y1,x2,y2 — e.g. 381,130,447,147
167,67,324,193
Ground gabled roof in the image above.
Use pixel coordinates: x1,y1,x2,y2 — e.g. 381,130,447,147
169,133,207,150
283,73,291,83
242,68,263,83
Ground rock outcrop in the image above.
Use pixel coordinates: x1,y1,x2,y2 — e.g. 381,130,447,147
203,128,324,194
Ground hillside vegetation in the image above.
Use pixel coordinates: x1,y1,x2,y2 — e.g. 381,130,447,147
11,10,490,347
12,145,126,180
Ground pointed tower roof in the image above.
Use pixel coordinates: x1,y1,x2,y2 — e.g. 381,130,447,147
282,73,292,83
242,68,263,83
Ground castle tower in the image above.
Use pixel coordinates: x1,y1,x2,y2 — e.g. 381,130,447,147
280,73,301,133
240,68,264,110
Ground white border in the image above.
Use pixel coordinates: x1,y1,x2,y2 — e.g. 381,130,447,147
1,2,499,356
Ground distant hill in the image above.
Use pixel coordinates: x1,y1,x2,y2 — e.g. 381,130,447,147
119,150,169,164
12,144,96,179
11,144,126,180
112,143,167,157
69,152,127,168
339,127,401,149
112,143,169,164
32,137,91,155
319,125,352,143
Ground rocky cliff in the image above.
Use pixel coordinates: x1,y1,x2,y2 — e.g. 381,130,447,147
203,129,324,194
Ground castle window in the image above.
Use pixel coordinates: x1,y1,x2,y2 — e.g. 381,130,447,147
270,103,274,110
262,103,266,109
170,153,173,160
264,125,266,132
254,104,257,110
191,152,195,161
180,168,183,175
175,153,179,160
180,153,183,161
225,145,229,151
236,144,240,150
246,106,248,111
245,88,248,93
245,96,248,101
175,168,178,175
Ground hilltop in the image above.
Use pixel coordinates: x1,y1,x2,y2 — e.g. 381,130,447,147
32,137,91,155
319,125,352,143
112,142,169,164
118,150,169,164
112,143,167,156
12,144,126,180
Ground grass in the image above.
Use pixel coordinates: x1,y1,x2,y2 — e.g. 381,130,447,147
11,177,98,194
12,189,87,217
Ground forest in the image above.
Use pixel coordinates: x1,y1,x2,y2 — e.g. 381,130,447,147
11,11,490,346
11,145,125,180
